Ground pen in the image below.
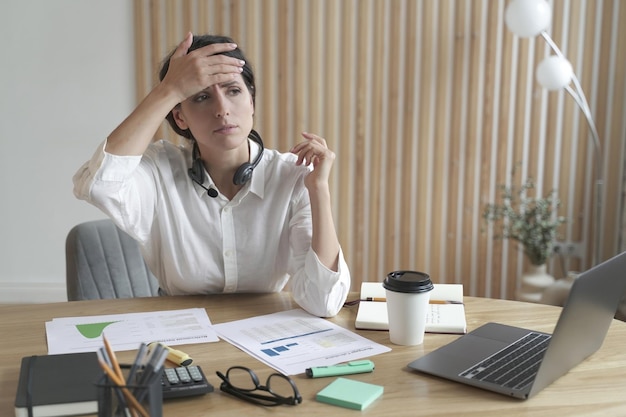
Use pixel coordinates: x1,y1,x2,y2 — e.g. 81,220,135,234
361,298,463,305
127,342,148,385
429,300,464,305
134,347,169,404
137,343,166,387
148,342,193,366
305,360,375,378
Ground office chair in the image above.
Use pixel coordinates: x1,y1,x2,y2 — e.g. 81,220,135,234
65,219,159,300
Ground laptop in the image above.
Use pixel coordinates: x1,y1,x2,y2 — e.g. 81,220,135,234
408,251,626,399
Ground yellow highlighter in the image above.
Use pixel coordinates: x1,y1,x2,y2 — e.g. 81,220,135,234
147,342,193,366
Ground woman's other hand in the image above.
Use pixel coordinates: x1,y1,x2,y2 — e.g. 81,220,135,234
290,132,336,191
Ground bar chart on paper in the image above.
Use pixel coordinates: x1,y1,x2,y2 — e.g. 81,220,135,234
243,316,334,358
214,309,391,375
262,342,300,357
45,308,219,354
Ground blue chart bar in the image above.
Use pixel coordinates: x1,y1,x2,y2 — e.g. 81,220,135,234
262,342,299,357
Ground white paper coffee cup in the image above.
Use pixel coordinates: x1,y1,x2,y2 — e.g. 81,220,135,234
383,270,434,345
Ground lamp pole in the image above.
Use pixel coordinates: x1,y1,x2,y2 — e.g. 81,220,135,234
538,31,603,267
505,0,603,267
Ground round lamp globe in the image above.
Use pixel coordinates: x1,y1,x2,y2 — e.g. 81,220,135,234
536,56,574,90
505,0,552,38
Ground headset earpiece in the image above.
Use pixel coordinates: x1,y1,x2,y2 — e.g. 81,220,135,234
232,129,264,185
188,141,204,184
233,162,254,186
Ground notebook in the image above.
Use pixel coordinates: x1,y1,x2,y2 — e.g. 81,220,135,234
355,282,467,334
14,352,100,417
408,251,626,400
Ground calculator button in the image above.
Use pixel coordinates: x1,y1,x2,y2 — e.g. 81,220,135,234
187,366,204,382
175,367,192,383
164,368,180,384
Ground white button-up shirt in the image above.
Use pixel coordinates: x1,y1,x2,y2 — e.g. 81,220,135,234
73,139,350,317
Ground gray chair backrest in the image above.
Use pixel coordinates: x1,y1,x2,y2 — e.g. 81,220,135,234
65,219,159,300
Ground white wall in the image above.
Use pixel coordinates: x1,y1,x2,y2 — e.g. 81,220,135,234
0,1,135,302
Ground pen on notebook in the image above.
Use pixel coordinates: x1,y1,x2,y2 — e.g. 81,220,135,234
429,300,464,305
361,297,463,304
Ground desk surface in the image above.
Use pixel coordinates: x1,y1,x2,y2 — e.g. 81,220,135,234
1,293,625,417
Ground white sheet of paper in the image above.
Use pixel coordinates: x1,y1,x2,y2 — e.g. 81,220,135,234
45,308,219,354
213,308,391,375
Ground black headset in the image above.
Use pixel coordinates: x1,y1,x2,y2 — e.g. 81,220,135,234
188,129,265,195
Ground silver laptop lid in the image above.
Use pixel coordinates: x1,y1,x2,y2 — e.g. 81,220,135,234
529,251,626,396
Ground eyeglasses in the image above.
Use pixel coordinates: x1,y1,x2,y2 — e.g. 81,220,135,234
216,366,302,406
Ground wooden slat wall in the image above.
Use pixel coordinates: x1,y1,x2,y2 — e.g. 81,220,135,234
133,0,626,300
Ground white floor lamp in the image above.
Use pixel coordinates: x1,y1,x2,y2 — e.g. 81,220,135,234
504,0,603,268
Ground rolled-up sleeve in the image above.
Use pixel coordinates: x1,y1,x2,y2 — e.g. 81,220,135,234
287,185,351,317
72,139,155,241
290,248,351,317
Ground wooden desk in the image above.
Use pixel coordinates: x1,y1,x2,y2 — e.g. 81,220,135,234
1,293,625,416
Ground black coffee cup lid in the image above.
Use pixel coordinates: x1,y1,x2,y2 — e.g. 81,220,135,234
382,270,434,293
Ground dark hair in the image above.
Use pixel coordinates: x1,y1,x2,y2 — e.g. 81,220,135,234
159,34,256,139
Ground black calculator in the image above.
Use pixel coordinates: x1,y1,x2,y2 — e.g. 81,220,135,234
161,365,214,399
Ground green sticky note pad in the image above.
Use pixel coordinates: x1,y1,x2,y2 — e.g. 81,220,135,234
316,377,384,410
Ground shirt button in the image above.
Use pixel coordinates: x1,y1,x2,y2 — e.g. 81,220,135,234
224,250,233,257
223,207,231,213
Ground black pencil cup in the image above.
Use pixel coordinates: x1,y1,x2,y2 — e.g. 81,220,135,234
96,367,163,417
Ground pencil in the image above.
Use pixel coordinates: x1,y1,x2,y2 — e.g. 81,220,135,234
102,334,125,381
98,359,149,417
96,349,132,417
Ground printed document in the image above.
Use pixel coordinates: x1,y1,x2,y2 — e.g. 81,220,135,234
213,309,391,375
45,308,219,354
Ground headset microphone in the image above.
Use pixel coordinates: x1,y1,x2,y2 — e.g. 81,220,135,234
206,187,218,198
187,129,265,197
192,179,218,198
188,147,219,198
191,178,218,198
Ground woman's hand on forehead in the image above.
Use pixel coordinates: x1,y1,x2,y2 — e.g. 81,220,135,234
162,33,245,102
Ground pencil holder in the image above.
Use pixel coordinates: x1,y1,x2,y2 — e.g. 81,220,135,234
96,366,163,417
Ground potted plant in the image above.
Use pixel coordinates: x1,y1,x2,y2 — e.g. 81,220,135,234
483,175,567,302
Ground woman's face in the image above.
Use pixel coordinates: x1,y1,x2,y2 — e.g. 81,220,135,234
173,74,254,153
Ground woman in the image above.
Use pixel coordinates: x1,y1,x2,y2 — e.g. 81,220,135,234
73,33,350,317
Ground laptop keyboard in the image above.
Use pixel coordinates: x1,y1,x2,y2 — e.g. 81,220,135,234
459,332,551,390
